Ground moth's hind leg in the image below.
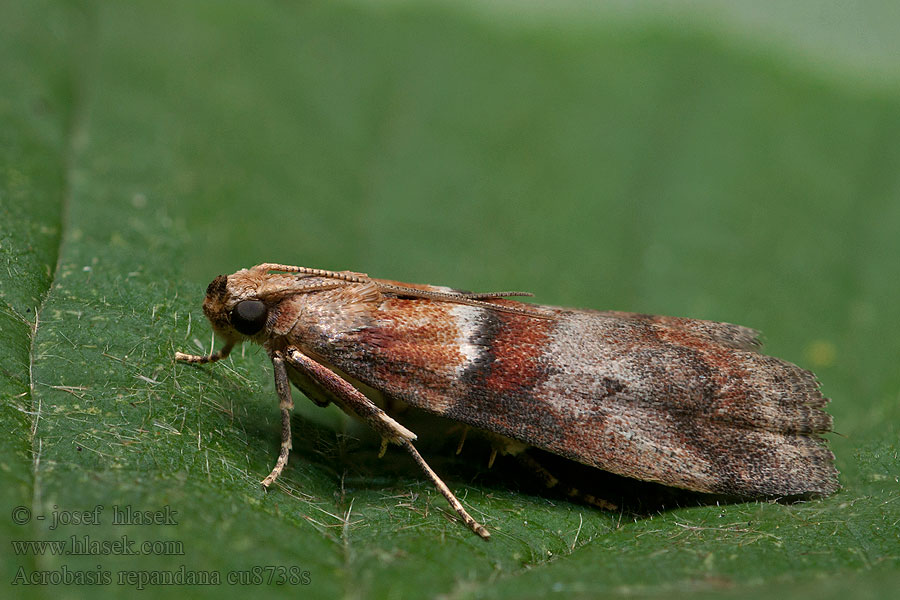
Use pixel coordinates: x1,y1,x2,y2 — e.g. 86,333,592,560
261,351,294,487
516,451,617,511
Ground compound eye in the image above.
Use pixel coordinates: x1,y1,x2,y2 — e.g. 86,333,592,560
231,300,267,335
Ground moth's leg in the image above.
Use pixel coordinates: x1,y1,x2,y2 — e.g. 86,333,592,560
516,451,617,511
261,352,294,487
175,341,235,364
401,439,490,539
283,346,490,540
285,363,336,408
283,348,414,442
455,426,469,455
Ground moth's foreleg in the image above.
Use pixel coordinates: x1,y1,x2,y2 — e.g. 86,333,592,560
174,341,235,364
282,346,490,540
262,352,294,487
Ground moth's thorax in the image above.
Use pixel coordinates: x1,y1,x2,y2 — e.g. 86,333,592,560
274,283,381,345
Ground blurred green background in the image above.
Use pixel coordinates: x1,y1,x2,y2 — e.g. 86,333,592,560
2,0,898,598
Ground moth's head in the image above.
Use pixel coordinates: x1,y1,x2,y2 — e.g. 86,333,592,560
202,274,270,341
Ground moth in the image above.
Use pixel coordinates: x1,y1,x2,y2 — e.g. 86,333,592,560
175,263,838,539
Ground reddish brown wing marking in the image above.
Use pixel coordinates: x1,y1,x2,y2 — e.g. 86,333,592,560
305,300,837,498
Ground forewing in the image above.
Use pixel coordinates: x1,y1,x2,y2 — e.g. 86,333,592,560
299,294,837,497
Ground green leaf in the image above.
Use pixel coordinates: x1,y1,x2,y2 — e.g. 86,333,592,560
3,1,898,598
